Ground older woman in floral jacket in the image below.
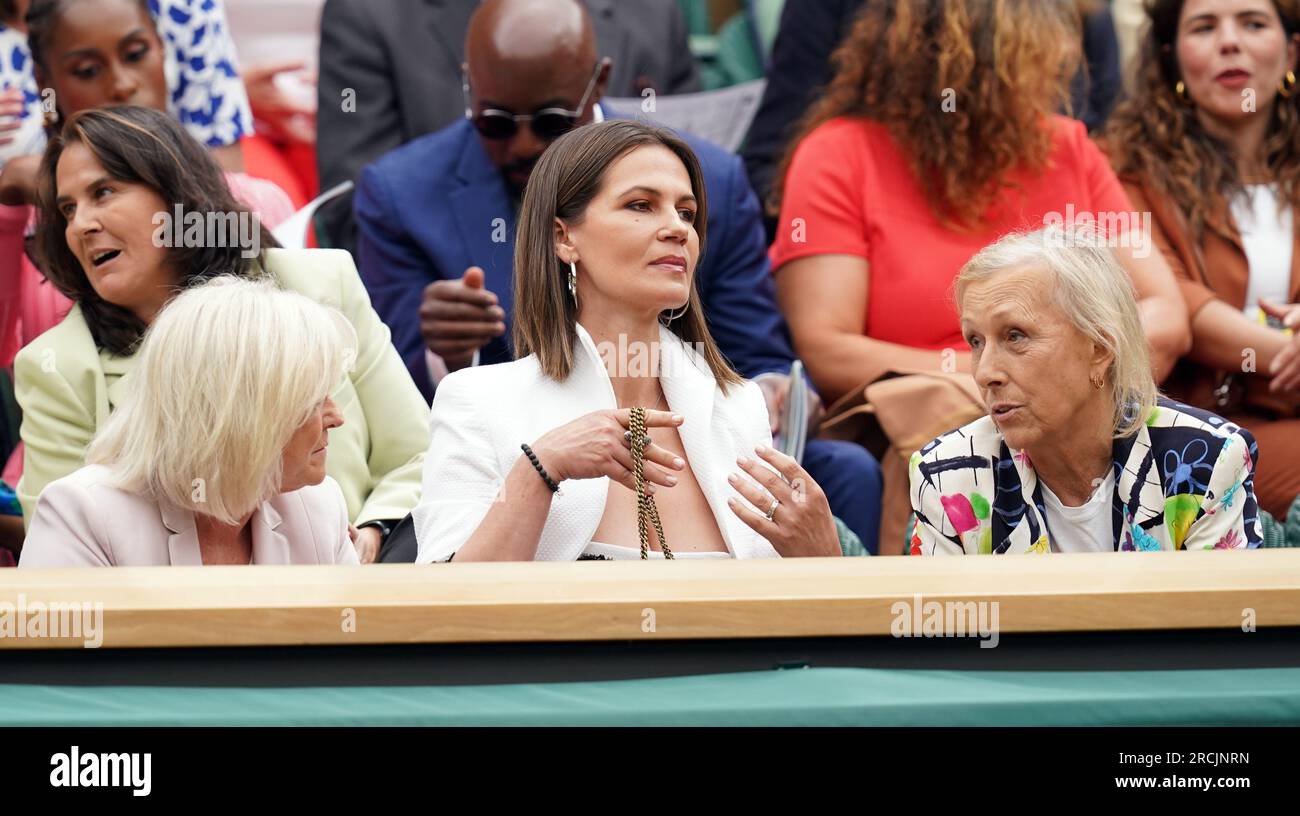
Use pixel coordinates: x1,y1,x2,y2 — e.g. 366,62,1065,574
910,226,1261,554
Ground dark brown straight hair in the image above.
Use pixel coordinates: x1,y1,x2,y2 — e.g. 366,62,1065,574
512,119,743,391
35,105,275,355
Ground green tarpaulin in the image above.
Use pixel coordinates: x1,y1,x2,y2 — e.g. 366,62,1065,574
3,666,1298,726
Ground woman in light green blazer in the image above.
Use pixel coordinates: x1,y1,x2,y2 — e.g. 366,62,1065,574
14,106,429,562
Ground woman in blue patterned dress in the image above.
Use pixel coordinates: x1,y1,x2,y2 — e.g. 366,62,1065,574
0,0,250,181
909,225,1262,554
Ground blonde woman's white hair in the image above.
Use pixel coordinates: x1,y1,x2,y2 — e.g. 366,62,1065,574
955,223,1159,439
86,277,358,525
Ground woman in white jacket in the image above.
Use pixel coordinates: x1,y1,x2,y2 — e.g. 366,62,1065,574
414,120,841,562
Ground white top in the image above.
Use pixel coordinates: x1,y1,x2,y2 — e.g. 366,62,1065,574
413,323,779,563
1040,469,1116,553
581,541,733,560
1231,184,1294,321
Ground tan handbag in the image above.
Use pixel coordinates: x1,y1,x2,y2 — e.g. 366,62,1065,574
819,371,985,554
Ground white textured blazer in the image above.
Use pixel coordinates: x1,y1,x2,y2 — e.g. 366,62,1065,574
414,323,780,562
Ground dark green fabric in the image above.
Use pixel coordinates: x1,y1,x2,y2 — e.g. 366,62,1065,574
1259,509,1285,547
1258,496,1300,547
836,517,867,556
1289,497,1300,545
4,667,1298,726
675,0,712,37
713,13,764,87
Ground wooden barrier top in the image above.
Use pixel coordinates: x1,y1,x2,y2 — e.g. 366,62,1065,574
1,550,1297,649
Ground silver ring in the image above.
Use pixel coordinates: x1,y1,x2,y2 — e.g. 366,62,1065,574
765,498,780,521
623,430,651,450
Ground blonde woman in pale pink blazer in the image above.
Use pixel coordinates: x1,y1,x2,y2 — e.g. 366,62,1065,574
19,277,360,567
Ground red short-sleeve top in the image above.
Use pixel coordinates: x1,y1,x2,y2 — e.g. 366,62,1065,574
769,115,1135,350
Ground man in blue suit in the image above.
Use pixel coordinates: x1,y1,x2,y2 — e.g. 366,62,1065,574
354,0,881,551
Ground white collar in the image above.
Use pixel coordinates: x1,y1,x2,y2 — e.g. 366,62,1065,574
567,321,765,557
570,321,717,400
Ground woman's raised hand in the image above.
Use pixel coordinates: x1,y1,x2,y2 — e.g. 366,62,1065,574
530,409,686,494
727,445,841,557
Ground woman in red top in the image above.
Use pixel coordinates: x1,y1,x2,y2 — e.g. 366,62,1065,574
769,0,1191,405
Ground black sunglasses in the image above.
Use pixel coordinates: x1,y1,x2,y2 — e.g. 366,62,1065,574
462,61,603,141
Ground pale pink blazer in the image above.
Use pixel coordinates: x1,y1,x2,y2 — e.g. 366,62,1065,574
18,464,359,567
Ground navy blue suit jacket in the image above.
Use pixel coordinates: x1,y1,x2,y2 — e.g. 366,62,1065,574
354,109,798,399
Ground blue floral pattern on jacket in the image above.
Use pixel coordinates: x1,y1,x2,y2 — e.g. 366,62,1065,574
908,399,1262,554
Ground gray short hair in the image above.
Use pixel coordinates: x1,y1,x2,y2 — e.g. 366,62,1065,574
955,224,1159,439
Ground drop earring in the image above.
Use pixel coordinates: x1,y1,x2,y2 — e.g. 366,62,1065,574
660,298,689,325
567,261,578,304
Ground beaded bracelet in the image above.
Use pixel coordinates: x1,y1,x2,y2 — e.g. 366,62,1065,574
520,443,561,493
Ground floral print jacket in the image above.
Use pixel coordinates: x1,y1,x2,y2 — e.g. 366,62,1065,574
909,399,1262,554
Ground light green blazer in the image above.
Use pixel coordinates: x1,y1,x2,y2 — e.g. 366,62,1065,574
14,248,430,529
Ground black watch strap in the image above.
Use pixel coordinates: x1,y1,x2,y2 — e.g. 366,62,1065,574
359,519,395,541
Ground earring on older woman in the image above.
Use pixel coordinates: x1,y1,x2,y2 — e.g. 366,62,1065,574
1280,71,1297,99
1090,372,1106,390
567,261,578,305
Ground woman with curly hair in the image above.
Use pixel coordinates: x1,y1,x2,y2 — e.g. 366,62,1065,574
1103,0,1300,518
769,0,1191,408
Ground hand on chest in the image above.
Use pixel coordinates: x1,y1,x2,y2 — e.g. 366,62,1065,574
592,426,729,553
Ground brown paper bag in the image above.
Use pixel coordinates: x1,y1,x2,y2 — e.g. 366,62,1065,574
819,371,984,554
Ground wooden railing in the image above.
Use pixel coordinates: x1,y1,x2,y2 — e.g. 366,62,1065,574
1,549,1298,649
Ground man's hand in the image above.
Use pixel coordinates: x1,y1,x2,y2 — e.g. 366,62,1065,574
418,266,507,371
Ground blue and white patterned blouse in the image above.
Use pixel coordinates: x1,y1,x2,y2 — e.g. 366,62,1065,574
0,0,249,155
0,22,43,158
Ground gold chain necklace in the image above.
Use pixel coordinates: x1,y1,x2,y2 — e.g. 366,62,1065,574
629,406,672,560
